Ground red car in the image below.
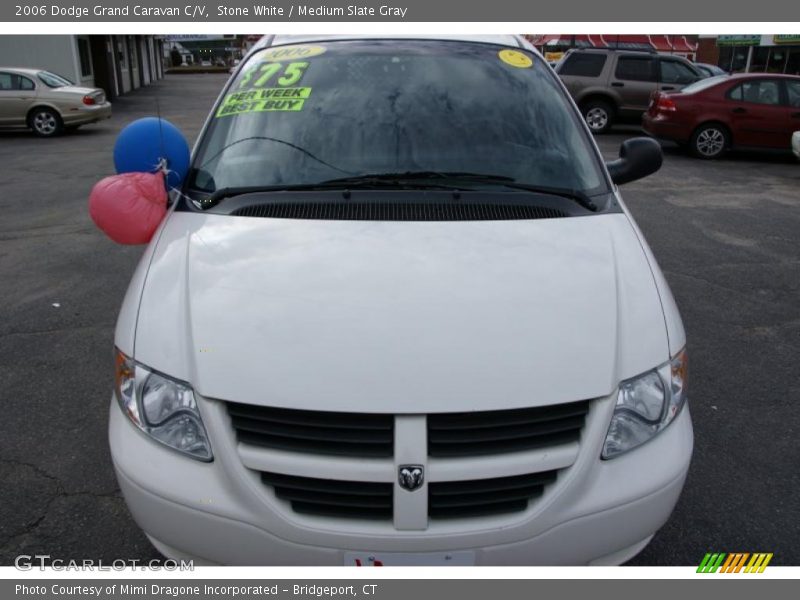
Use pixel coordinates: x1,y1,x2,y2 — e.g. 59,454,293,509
643,73,800,159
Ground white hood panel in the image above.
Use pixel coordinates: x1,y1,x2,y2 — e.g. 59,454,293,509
133,212,669,413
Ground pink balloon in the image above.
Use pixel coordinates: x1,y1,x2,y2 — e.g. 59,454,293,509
89,172,168,245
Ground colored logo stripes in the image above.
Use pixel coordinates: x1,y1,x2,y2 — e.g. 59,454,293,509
697,552,773,573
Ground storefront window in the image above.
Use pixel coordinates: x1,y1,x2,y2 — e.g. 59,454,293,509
785,49,800,75
749,47,770,72
718,45,751,73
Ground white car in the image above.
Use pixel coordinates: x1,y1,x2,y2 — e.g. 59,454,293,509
793,131,800,158
110,35,692,566
0,68,111,136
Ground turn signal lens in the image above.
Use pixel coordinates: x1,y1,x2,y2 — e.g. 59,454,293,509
113,348,212,461
602,348,688,459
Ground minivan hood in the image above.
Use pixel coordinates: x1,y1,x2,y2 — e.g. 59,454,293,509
133,211,669,413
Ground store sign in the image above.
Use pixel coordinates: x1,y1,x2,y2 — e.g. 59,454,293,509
164,35,229,42
773,35,800,44
717,35,760,46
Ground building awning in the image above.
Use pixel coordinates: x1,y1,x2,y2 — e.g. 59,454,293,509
527,34,561,45
600,35,654,50
529,34,698,52
530,35,600,48
675,36,698,52
650,35,697,53
587,35,607,48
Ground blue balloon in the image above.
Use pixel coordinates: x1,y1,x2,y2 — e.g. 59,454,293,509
113,117,190,188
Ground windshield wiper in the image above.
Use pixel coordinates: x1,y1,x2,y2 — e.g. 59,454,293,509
320,171,509,187
198,178,459,210
199,171,598,212
490,181,598,212
325,172,599,211
199,184,320,210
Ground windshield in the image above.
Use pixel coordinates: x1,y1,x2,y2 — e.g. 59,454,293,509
37,71,73,88
190,40,608,196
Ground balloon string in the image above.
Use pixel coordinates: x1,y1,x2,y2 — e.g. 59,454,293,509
168,185,200,210
155,93,167,174
156,158,176,190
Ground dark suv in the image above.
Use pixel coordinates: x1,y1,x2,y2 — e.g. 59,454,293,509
556,48,703,133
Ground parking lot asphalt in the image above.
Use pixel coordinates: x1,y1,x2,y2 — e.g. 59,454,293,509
1,74,798,566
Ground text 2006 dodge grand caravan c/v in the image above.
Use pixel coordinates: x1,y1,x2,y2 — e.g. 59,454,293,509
110,35,692,565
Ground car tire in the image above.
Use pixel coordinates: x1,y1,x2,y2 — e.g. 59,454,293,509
690,123,729,159
582,100,614,134
28,107,64,138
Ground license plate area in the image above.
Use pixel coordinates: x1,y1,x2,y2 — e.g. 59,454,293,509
344,551,475,566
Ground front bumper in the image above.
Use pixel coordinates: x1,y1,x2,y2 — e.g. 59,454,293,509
109,393,693,565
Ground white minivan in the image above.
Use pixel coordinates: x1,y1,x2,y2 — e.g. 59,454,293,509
110,35,692,565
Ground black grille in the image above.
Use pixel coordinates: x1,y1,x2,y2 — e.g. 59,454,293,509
428,470,558,519
428,400,590,457
261,472,393,520
231,202,568,221
227,402,394,457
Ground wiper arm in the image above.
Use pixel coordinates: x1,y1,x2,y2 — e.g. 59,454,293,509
324,172,597,211
493,182,598,212
315,172,467,190
321,171,513,185
199,185,291,210
198,178,457,210
199,183,347,210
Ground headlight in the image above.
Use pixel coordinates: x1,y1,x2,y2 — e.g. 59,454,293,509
114,349,212,461
602,348,687,459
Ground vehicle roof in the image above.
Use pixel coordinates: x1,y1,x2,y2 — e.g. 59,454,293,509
0,67,44,75
259,34,529,52
723,72,800,80
566,47,657,56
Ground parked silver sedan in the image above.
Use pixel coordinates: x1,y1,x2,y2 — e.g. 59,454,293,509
0,67,111,137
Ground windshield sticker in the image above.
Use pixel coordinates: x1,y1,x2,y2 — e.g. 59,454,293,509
258,45,327,62
498,49,534,68
216,87,312,117
239,61,311,89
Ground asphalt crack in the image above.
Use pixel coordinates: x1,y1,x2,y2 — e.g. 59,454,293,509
0,458,121,547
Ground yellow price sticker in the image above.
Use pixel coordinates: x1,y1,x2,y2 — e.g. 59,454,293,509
216,87,312,118
258,45,327,62
498,49,534,68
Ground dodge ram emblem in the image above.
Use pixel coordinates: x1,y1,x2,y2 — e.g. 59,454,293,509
398,465,424,491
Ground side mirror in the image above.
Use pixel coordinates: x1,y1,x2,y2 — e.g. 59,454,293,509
606,137,663,185
792,131,800,159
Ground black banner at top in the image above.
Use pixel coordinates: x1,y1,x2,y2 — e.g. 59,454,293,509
2,0,799,22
